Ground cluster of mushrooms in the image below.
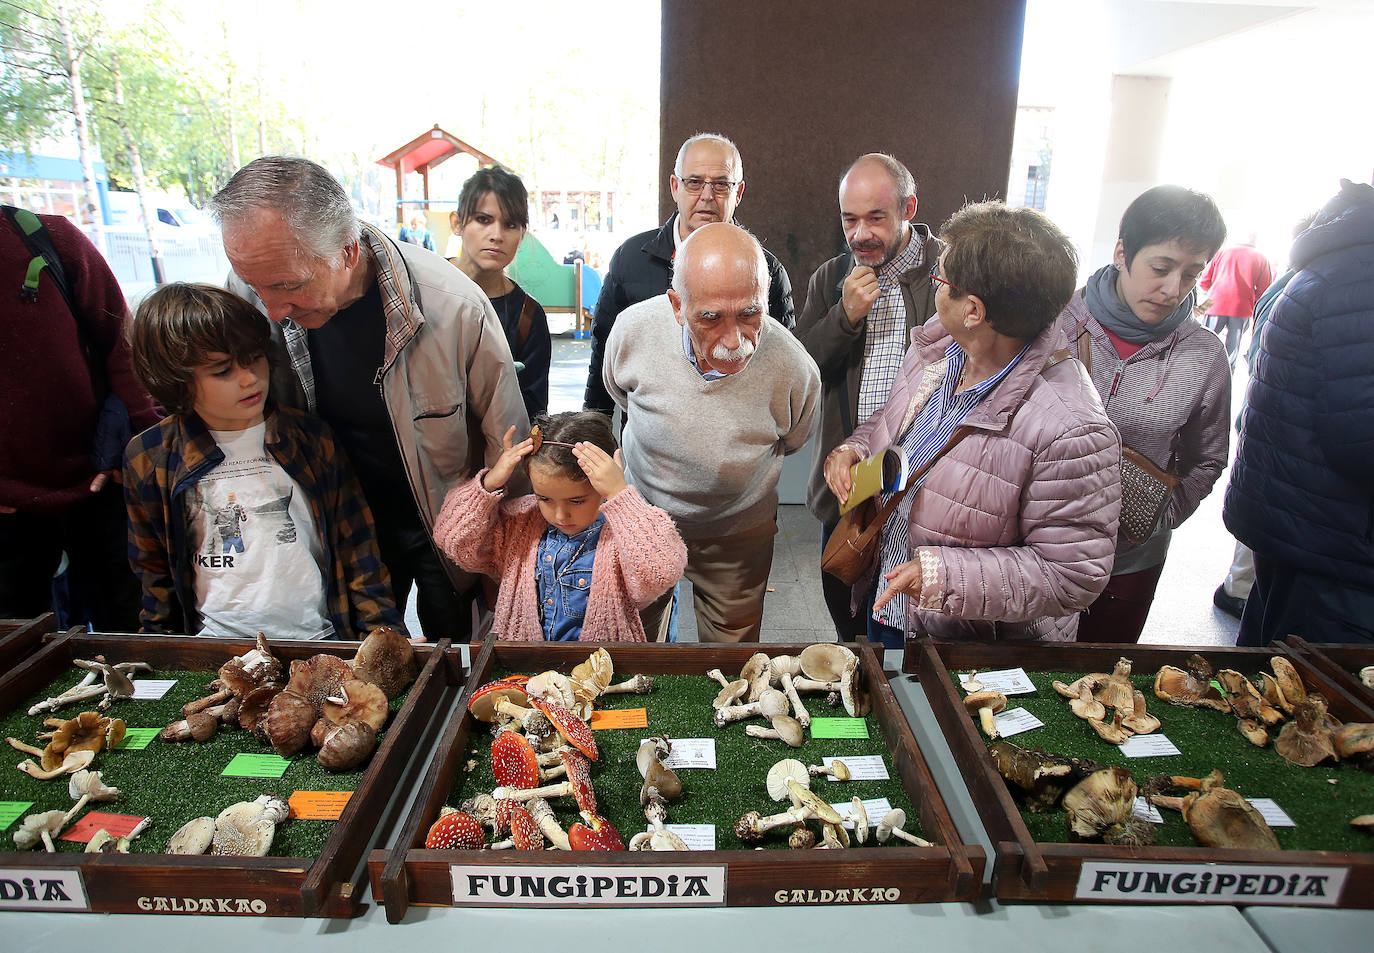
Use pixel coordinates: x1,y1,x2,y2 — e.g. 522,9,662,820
162,628,417,771
733,757,928,850
708,644,870,748
9,658,148,854
425,648,654,852
163,794,291,856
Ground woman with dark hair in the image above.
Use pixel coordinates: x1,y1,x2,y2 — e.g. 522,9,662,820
1062,185,1231,643
450,165,551,418
824,201,1121,647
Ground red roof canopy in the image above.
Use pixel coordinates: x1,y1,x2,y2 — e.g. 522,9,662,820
376,125,499,175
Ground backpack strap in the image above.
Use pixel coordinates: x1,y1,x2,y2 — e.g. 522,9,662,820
5,205,77,318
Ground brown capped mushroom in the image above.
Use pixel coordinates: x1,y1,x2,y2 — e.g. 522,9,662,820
42,710,115,770
285,654,354,716
1154,655,1231,712
1269,656,1307,714
321,679,389,732
217,632,284,698
1068,683,1106,721
988,740,1086,813
317,718,377,771
262,687,316,757
1274,695,1337,767
1120,689,1160,735
640,758,682,805
963,690,1007,738
159,711,218,743
1063,767,1151,845
237,682,284,740
1088,709,1132,745
1151,770,1278,850
1334,723,1374,771
350,626,418,699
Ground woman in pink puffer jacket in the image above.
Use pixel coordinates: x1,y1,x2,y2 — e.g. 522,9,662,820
825,202,1121,644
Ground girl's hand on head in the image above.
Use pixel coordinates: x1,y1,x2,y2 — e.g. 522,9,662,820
573,443,627,500
482,426,535,492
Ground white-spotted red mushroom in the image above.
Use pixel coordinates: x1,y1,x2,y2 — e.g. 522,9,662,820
560,747,599,814
529,698,598,760
468,679,538,726
508,804,545,850
425,808,485,849
567,812,625,850
491,730,542,789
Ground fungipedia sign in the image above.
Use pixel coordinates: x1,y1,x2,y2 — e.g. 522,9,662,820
1076,861,1348,906
450,864,726,906
0,868,89,911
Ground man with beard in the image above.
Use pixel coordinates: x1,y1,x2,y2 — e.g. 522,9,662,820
796,154,942,640
583,133,795,416
603,223,819,642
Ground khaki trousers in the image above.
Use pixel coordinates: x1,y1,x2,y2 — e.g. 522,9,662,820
641,517,777,643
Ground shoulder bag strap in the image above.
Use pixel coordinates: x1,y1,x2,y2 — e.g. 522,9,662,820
516,291,537,353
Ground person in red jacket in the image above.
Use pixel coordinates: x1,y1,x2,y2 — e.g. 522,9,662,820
0,210,160,630
1198,236,1273,370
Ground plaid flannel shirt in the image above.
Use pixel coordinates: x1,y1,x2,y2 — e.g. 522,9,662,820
123,405,405,638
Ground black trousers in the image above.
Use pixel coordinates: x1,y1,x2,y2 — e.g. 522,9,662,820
819,522,871,642
0,486,140,632
375,519,474,642
1237,553,1374,646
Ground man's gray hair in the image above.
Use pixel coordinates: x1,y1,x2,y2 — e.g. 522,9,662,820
844,153,917,206
670,225,769,304
674,133,743,180
208,156,361,262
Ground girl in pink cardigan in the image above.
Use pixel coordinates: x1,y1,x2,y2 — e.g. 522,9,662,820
433,412,686,641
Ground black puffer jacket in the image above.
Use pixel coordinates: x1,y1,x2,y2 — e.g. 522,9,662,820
582,213,795,413
1224,180,1374,587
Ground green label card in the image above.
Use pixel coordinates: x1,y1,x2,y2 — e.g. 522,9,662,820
222,753,291,779
810,718,870,739
114,728,160,750
0,801,35,832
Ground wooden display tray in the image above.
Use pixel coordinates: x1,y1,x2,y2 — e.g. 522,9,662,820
0,613,62,673
0,630,458,918
369,640,983,922
1282,637,1374,720
913,640,1374,908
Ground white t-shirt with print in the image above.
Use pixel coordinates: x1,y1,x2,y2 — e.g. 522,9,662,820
185,422,333,639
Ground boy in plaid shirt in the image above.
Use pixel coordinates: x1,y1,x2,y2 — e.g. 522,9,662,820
123,283,404,639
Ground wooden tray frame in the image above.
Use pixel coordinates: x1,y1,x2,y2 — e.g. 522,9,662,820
912,639,1374,908
0,630,458,918
0,613,62,674
1281,637,1374,720
369,639,983,922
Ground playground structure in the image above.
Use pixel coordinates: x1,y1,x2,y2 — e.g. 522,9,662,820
377,125,604,336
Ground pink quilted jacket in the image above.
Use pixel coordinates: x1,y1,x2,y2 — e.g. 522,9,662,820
845,317,1122,641
433,473,687,642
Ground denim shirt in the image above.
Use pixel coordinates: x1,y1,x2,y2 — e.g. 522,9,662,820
535,515,605,641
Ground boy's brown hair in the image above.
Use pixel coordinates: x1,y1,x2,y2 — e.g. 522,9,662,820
130,282,272,415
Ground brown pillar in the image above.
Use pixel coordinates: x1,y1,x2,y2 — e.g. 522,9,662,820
660,0,1026,296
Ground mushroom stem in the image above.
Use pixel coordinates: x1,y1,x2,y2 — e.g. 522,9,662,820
705,669,732,690
779,673,810,727
890,827,933,847
791,676,841,694
734,803,815,841
534,748,567,767
40,830,57,853
599,674,654,696
27,683,106,717
6,737,46,757
183,690,232,716
978,706,998,737
64,795,92,826
526,797,570,850
492,780,575,803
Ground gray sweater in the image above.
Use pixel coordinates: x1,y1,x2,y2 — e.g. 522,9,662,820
603,294,820,539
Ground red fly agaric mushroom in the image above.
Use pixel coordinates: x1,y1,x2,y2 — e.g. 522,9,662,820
467,678,538,724
508,804,544,850
529,698,598,760
568,813,625,851
425,808,485,849
560,747,599,814
491,730,542,789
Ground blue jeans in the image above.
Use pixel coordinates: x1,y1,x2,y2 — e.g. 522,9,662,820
863,583,905,650
222,535,244,554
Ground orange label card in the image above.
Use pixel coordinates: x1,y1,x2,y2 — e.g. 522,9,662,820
589,708,648,730
288,790,352,820
60,812,148,843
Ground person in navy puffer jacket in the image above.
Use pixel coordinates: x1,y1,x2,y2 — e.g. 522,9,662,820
1224,178,1374,646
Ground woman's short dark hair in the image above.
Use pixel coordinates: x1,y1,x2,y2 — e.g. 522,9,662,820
130,283,272,415
938,201,1079,340
528,411,618,482
456,165,529,229
1118,185,1226,267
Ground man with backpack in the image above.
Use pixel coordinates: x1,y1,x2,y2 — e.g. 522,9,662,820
0,206,159,630
796,154,941,641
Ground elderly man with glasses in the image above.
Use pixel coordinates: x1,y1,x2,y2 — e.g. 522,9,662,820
583,133,795,416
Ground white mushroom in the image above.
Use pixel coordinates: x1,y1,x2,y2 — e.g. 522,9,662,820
741,653,773,702
766,759,810,802
525,671,578,709
838,657,872,717
211,795,290,857
715,688,789,727
798,644,855,683
778,672,810,727
13,810,68,851
745,714,805,747
167,816,216,854
850,797,870,844
875,808,932,847
525,797,570,850
64,769,119,824
600,674,655,696
808,759,851,781
641,799,688,851
18,748,95,780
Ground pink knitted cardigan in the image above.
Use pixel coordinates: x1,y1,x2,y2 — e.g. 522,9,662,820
432,472,687,642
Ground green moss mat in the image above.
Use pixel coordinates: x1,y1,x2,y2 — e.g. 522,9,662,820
950,669,1374,853
0,667,406,858
446,673,920,849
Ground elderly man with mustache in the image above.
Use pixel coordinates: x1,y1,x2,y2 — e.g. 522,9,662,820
603,223,820,642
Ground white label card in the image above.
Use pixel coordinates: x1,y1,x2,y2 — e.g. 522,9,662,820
960,668,1036,695
450,864,726,906
992,708,1044,738
130,679,177,700
645,738,716,770
823,755,888,781
1132,797,1165,824
1246,798,1297,827
1076,861,1346,906
1118,733,1182,758
0,868,89,910
656,824,715,851
831,797,893,830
